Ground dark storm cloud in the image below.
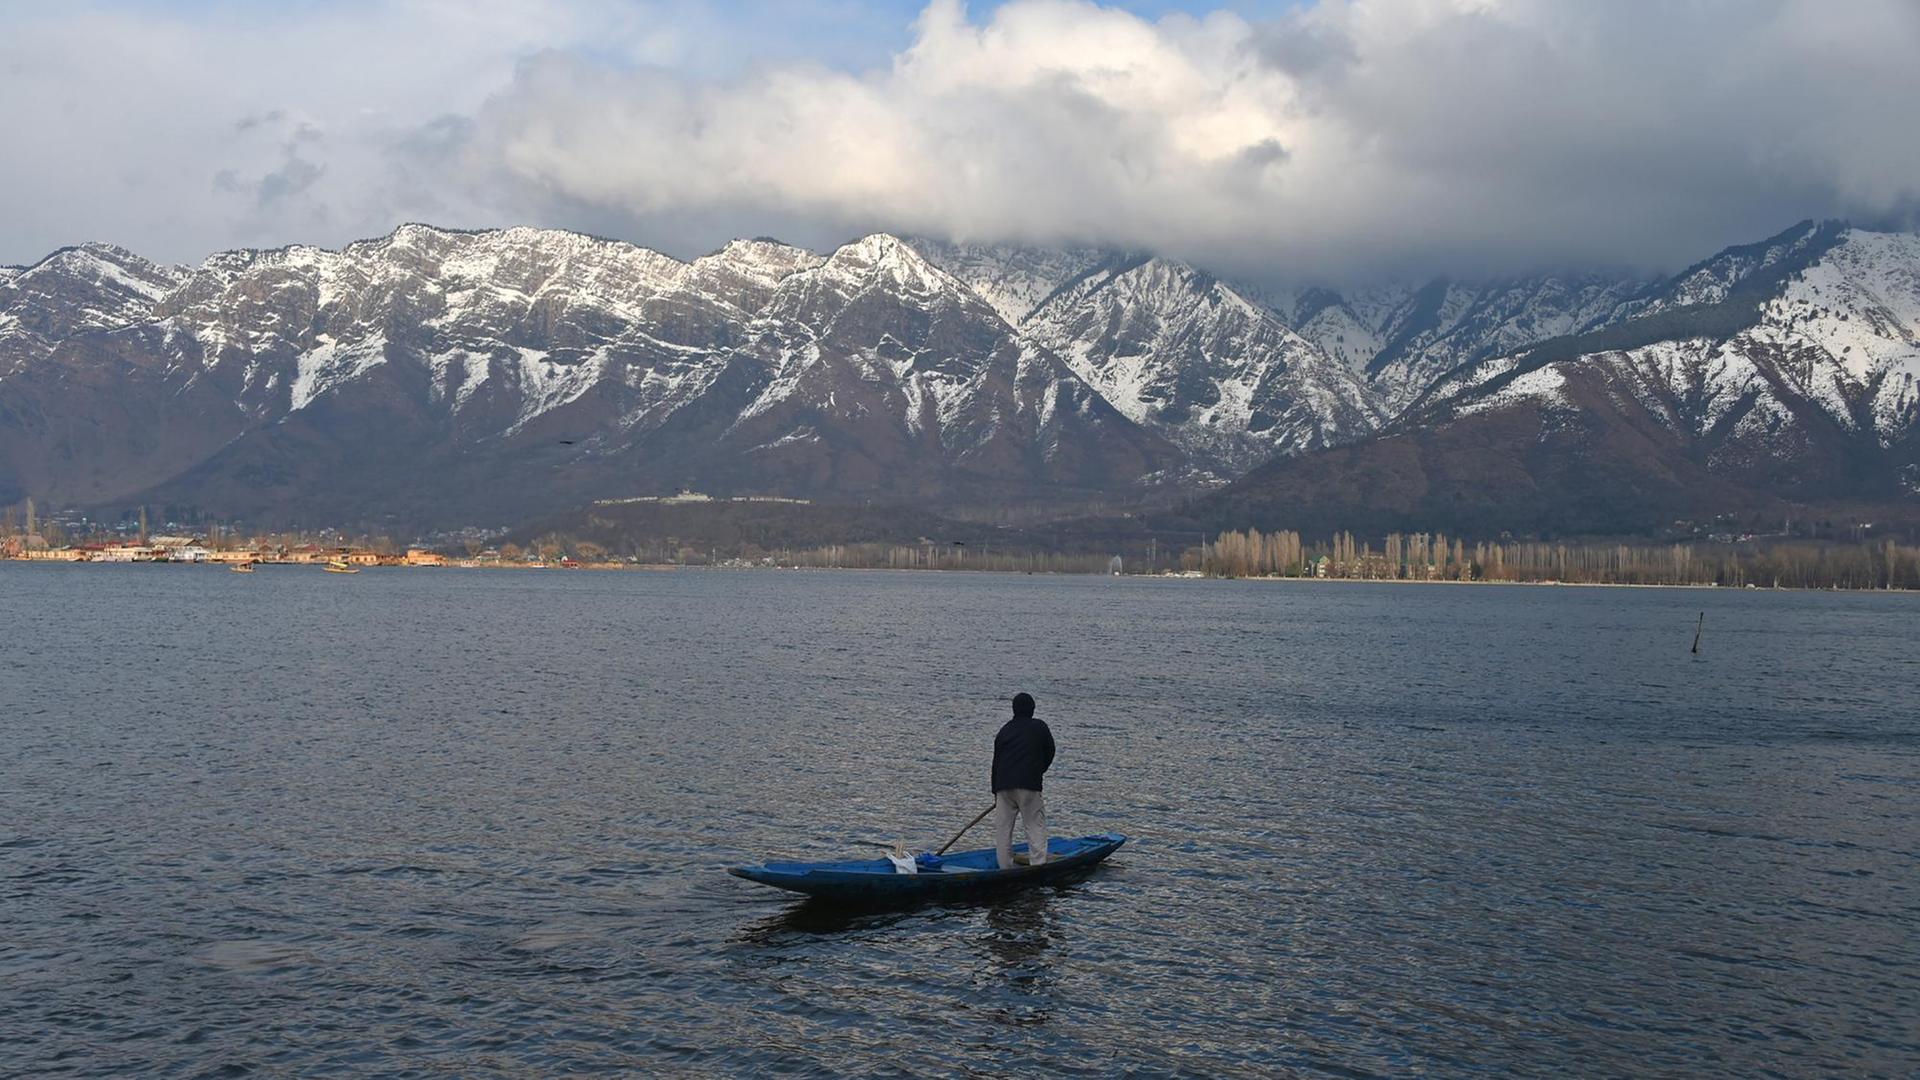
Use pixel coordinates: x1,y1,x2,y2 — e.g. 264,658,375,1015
233,109,287,134
2,1,1917,282
256,154,325,208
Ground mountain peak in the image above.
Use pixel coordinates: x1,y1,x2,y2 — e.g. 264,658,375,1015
4,216,1913,534
683,238,823,310
822,233,955,292
14,242,182,286
0,241,189,346
696,237,820,276
344,223,681,273
388,222,454,245
715,236,809,256
902,238,1111,325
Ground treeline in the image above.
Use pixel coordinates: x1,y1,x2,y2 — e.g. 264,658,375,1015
487,516,1920,588
516,531,1121,573
1197,528,1920,590
1193,529,1472,580
747,544,1118,574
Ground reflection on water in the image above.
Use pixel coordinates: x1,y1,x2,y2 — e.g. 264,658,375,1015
982,890,1059,1025
735,900,926,944
3,565,1918,1075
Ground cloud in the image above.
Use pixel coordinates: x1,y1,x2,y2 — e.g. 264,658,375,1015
4,0,1919,282
424,0,1920,280
0,0,676,262
255,153,325,209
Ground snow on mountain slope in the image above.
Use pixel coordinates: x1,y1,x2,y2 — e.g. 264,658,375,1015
1271,287,1389,380
0,243,188,365
0,225,1181,520
744,234,1007,432
906,241,1394,474
1757,228,1920,441
1267,274,1643,412
718,233,1179,497
1402,225,1920,501
143,224,811,436
1611,219,1847,319
1197,223,1920,539
901,239,1109,326
680,238,823,314
1016,256,1382,475
4,218,1916,528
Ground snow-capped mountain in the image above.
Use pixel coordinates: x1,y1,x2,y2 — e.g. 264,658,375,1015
901,239,1108,327
907,241,1384,474
0,225,1178,524
1259,274,1646,412
905,239,1655,451
1428,221,1919,467
2,218,1915,533
681,233,1176,504
1014,256,1381,474
1195,221,1920,536
0,244,188,361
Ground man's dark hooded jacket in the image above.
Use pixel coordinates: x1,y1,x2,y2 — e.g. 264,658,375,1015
991,709,1056,793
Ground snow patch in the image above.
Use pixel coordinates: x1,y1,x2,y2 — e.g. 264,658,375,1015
1454,365,1571,416
289,334,388,412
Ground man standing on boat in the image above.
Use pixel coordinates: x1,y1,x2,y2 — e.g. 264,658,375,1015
993,692,1055,869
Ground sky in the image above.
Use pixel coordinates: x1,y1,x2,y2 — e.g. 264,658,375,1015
3,0,1917,283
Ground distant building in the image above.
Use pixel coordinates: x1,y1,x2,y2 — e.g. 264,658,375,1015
593,491,811,507
405,548,447,567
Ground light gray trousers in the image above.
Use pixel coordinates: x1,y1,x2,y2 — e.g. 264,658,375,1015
994,788,1048,869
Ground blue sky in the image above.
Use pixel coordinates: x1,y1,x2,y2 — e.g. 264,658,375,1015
3,1,1915,279
97,0,1308,72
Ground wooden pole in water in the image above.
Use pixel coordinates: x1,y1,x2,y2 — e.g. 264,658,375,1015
937,804,997,855
1691,611,1704,654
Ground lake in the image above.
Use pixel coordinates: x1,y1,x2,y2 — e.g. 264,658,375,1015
3,565,1916,1075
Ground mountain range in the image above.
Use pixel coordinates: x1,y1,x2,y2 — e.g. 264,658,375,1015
2,218,1915,536
1200,221,1920,536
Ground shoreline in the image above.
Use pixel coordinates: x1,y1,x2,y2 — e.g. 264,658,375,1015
4,558,1913,594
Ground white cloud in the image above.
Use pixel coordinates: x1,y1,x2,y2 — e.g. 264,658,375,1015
4,0,1918,282
0,1,682,262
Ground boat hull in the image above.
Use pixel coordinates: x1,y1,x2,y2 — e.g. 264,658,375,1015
729,833,1126,904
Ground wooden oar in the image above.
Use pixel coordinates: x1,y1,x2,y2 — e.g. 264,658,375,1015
936,804,997,855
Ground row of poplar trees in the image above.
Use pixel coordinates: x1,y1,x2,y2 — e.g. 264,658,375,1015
1198,528,1920,589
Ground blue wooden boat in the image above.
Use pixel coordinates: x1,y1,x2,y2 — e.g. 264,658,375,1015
729,833,1127,904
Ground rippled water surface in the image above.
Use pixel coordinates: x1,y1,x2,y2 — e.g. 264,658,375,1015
3,565,1917,1076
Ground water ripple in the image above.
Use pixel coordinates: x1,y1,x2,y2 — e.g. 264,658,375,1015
2,566,1916,1075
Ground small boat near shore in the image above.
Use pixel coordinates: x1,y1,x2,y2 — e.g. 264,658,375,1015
729,833,1126,904
324,559,359,574
229,562,255,573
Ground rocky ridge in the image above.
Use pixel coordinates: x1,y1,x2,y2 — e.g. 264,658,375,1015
2,218,1916,534
1190,222,1920,536
0,226,1181,524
